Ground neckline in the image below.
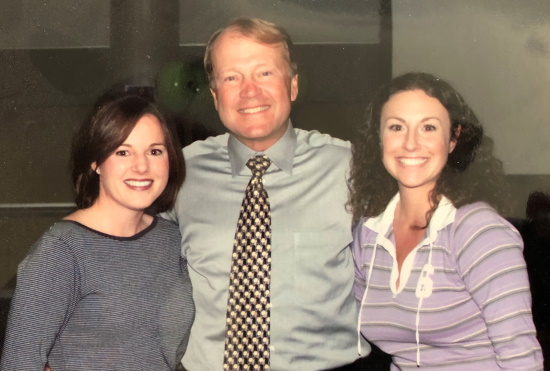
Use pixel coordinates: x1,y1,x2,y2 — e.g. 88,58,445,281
59,216,158,241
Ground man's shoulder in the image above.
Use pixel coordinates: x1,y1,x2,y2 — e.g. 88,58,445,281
183,133,229,160
294,128,351,150
294,128,350,166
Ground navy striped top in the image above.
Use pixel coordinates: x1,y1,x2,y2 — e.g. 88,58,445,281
1,217,194,371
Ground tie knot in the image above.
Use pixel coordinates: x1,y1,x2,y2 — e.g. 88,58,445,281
246,155,271,177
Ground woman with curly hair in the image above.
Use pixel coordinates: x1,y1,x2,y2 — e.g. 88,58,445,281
349,72,542,370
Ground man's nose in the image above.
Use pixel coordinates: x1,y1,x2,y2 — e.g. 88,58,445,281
240,78,261,98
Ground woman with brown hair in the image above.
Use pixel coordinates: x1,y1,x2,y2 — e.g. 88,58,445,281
349,72,542,370
1,92,194,370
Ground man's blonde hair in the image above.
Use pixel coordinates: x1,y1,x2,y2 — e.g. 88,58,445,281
204,17,298,90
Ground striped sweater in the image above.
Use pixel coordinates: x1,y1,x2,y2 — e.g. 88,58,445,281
353,195,543,370
0,217,194,371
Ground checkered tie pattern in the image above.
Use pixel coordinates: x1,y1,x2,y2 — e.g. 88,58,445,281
223,154,272,371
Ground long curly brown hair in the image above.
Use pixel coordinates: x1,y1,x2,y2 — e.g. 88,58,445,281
347,72,511,223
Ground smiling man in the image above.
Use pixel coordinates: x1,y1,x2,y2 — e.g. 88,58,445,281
164,17,368,371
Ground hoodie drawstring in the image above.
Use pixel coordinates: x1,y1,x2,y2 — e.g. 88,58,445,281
414,240,435,366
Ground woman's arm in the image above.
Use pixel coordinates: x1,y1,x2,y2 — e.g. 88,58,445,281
0,233,79,371
453,204,543,369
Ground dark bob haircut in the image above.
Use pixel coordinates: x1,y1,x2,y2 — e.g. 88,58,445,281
348,72,510,223
71,92,185,214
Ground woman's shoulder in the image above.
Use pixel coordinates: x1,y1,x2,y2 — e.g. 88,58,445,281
353,217,370,233
153,216,180,235
39,220,90,245
448,201,521,255
147,217,182,255
352,216,380,244
453,201,515,230
30,220,113,260
19,221,82,272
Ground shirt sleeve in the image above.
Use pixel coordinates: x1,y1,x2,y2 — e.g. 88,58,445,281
352,221,367,304
452,205,543,370
0,232,80,371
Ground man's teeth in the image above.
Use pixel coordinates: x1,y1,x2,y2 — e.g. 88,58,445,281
125,180,152,187
240,106,269,114
399,158,426,165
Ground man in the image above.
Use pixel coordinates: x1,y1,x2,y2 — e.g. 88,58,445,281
164,17,369,370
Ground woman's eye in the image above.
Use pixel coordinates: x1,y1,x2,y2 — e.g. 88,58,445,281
150,148,163,156
423,124,437,131
388,124,403,131
115,150,129,156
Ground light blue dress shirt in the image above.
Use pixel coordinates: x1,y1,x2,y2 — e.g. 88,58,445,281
164,124,368,370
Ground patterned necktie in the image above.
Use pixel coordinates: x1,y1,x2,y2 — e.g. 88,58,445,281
223,154,272,371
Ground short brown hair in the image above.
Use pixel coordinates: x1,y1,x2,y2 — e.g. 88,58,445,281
71,92,185,214
204,17,298,89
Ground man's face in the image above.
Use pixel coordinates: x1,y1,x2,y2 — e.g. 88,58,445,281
210,30,298,152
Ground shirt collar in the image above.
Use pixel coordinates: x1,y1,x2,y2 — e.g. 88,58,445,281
365,193,457,238
228,121,297,176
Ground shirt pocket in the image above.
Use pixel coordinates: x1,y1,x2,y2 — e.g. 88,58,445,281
293,229,353,304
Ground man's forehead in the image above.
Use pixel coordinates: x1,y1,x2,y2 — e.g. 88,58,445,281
214,30,283,50
212,34,285,65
